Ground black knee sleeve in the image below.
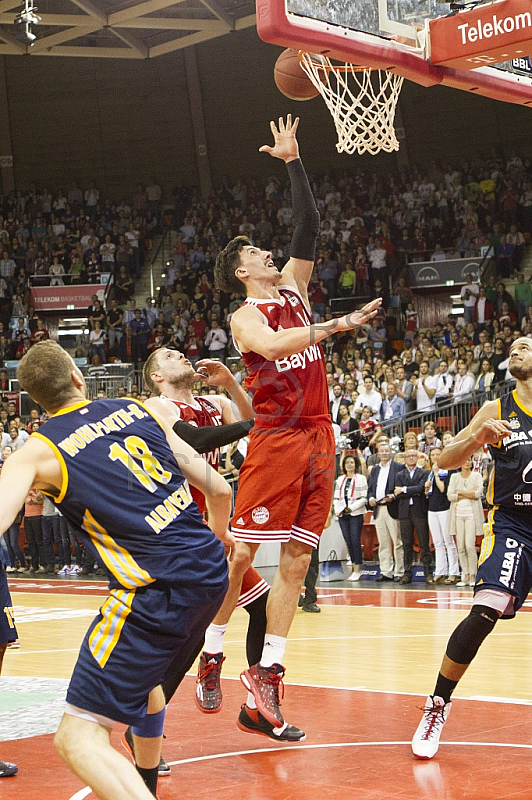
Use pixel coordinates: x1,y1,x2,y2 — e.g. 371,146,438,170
446,604,499,665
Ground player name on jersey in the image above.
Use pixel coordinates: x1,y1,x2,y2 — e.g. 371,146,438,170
144,483,194,534
57,403,146,457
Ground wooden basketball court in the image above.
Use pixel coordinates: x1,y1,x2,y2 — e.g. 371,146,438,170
2,577,532,800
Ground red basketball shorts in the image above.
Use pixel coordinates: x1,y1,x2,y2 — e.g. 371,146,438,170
231,425,335,549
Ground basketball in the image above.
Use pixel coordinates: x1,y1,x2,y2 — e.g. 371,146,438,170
274,48,321,101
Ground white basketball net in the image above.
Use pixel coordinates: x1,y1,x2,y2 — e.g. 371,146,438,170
299,52,404,156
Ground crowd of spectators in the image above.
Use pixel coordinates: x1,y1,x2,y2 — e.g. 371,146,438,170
2,151,532,581
0,179,165,364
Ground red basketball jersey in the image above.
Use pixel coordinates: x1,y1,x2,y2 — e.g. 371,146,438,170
166,396,223,514
239,285,330,428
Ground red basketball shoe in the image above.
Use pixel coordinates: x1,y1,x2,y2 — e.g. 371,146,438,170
240,663,285,728
195,652,225,713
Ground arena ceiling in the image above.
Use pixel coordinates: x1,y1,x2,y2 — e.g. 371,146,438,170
0,0,257,58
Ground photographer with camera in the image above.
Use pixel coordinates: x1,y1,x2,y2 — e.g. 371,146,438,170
367,441,404,582
333,455,368,582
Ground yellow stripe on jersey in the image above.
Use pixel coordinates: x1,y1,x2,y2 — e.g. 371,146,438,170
52,400,91,417
82,509,155,589
31,432,69,503
478,506,497,566
511,389,532,419
486,462,495,506
89,588,135,667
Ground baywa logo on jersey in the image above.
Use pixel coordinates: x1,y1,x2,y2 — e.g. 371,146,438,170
252,506,270,525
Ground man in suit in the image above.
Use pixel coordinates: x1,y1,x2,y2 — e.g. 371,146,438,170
330,383,351,424
367,441,404,582
394,449,433,584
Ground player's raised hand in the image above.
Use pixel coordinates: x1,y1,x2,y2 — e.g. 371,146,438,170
259,114,300,163
473,418,512,446
194,359,233,387
335,297,382,331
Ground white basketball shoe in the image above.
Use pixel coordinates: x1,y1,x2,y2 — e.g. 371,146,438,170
412,696,452,759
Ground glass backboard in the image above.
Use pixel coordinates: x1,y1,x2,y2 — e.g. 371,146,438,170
256,0,532,104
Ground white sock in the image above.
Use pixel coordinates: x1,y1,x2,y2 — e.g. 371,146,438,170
260,634,287,668
247,692,257,709
203,623,227,655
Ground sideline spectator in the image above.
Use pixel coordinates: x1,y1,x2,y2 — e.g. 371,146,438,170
425,447,459,585
447,456,484,587
395,449,432,585
333,455,367,582
367,441,403,582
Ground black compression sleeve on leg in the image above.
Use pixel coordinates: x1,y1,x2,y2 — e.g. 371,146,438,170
286,158,320,262
445,604,499,665
243,591,268,667
172,418,254,454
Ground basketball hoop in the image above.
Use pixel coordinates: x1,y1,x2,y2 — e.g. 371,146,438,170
298,52,404,156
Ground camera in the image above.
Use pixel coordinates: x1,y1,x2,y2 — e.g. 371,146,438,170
336,430,370,451
390,435,404,454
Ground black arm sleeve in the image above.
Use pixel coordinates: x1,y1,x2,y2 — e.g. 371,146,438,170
286,157,320,262
172,418,254,454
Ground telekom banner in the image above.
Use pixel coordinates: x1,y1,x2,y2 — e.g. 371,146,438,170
30,284,105,311
429,0,532,70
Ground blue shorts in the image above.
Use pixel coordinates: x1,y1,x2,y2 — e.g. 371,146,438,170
0,567,18,644
476,507,532,618
66,579,227,725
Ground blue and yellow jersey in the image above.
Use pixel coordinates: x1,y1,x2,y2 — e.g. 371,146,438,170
487,390,532,519
35,398,227,590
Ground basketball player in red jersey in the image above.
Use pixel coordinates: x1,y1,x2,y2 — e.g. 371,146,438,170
142,350,305,742
214,115,382,727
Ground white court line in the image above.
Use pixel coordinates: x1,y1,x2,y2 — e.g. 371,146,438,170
67,739,532,799
69,789,92,800
167,739,532,766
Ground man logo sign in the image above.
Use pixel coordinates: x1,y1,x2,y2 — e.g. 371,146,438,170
416,266,440,283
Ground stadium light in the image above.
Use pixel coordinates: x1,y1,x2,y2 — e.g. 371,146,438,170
14,0,41,46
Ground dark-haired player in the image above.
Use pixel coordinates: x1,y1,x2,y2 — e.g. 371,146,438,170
212,114,381,728
142,350,305,742
412,337,532,759
2,340,233,800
